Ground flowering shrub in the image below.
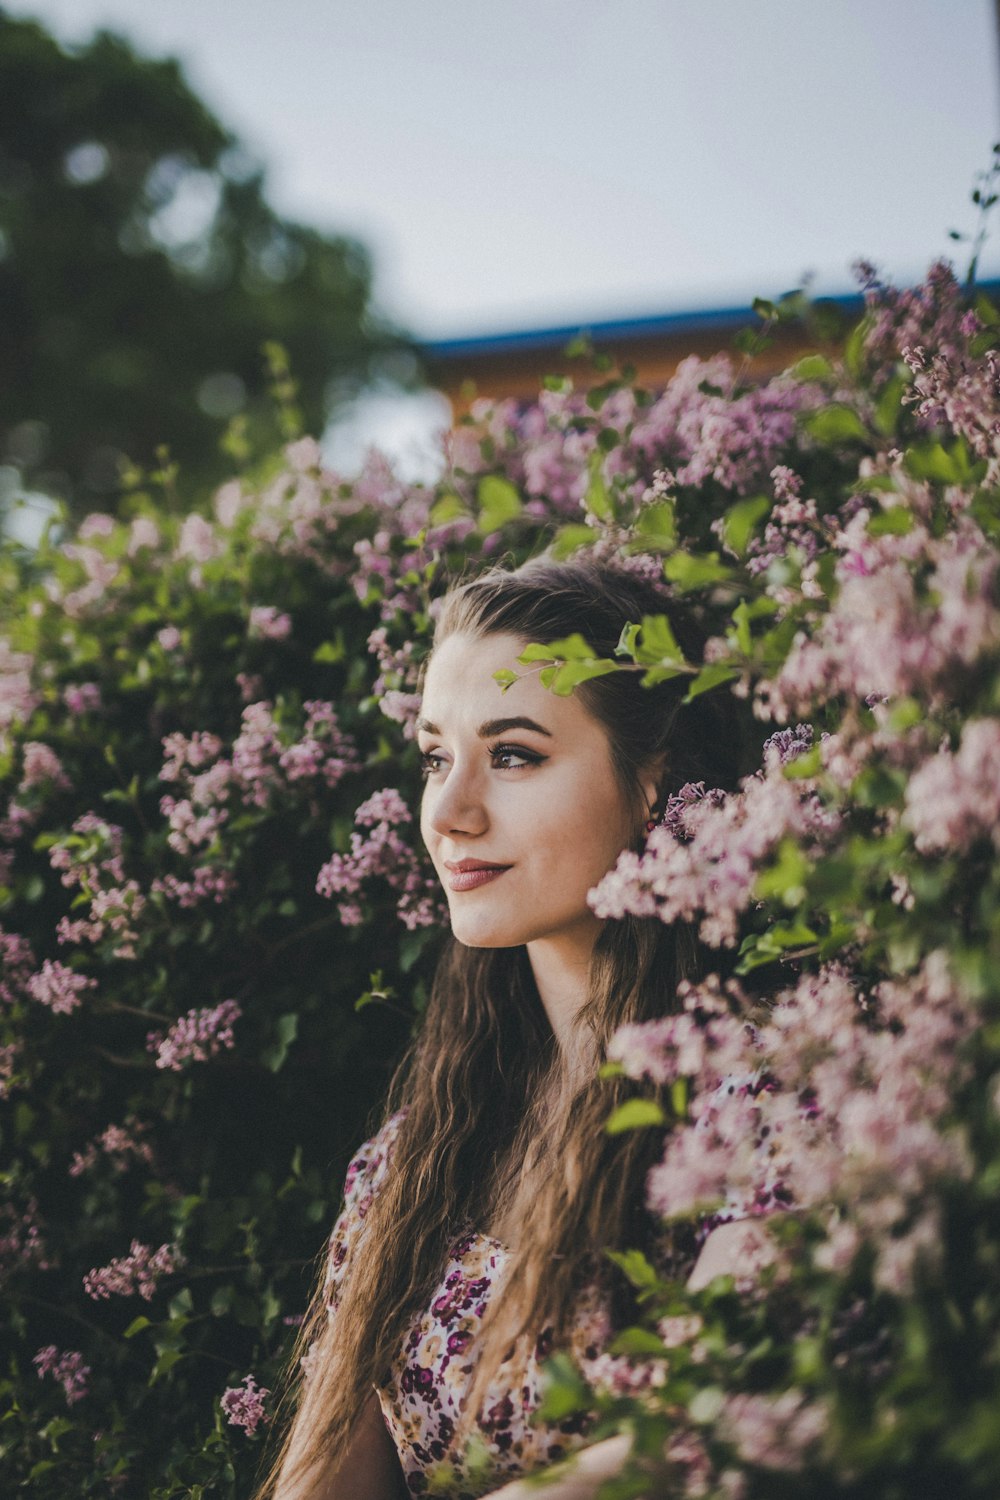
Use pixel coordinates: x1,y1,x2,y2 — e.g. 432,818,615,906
1,258,1000,1495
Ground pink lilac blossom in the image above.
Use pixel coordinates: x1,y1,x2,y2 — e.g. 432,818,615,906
248,605,292,641
637,954,972,1296
25,959,96,1014
151,866,237,908
175,512,223,567
63,680,101,715
316,789,442,929
34,1345,91,1405
591,760,837,948
0,1197,50,1280
157,625,182,651
0,1041,20,1096
902,718,1000,853
220,1373,270,1436
0,924,36,1004
56,541,120,617
127,515,161,555
720,1390,827,1473
49,815,145,959
146,998,241,1070
79,512,115,540
0,637,39,753
69,1118,154,1178
757,513,1000,722
19,742,70,791
83,1240,183,1301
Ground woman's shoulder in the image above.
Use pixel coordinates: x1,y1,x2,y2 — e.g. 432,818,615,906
341,1107,407,1219
325,1109,407,1308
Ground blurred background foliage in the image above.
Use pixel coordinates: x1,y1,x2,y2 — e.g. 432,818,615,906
0,10,418,518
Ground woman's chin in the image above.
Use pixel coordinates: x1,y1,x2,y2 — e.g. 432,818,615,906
449,915,524,950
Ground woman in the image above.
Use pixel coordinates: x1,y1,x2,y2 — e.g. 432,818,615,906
264,555,747,1500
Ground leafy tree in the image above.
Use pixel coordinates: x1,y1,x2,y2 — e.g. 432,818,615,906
0,11,413,516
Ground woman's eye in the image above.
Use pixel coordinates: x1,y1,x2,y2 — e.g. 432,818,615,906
489,743,542,771
419,750,445,777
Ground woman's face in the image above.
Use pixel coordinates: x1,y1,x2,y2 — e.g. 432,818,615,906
418,630,641,956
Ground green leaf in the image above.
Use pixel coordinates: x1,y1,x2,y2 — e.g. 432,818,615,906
803,404,867,445
633,613,686,667
535,1353,590,1421
583,452,613,522
429,492,468,525
874,373,907,437
261,1011,298,1072
721,494,770,557
150,1348,184,1384
604,1248,661,1289
684,664,739,702
867,505,914,536
550,524,596,560
547,659,618,696
633,498,677,550
123,1315,153,1339
312,640,344,664
476,475,522,533
520,634,601,664
609,1326,669,1357
731,599,752,655
604,1098,666,1134
662,552,733,591
492,668,517,691
789,354,834,381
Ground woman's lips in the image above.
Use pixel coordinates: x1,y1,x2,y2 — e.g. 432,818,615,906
444,861,512,892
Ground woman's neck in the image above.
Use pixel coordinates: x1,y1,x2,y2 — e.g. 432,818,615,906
526,925,601,1082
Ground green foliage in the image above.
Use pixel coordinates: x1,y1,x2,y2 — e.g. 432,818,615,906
0,13,413,516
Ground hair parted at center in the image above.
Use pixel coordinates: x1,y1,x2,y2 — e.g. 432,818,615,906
260,552,742,1498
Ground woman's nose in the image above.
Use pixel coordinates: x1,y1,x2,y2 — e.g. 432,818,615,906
425,763,488,838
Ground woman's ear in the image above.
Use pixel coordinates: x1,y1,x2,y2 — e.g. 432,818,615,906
639,753,668,819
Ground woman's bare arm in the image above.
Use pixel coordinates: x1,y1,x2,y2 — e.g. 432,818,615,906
275,1389,408,1500
483,1434,633,1499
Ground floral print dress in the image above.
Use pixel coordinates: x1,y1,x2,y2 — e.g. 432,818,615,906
325,1113,615,1499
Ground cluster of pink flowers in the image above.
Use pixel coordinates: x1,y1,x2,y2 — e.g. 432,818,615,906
902,717,1000,854
591,754,837,948
19,741,70,792
720,1389,827,1474
69,1118,154,1178
25,958,97,1015
34,1345,91,1405
83,1239,183,1301
50,813,145,960
447,352,822,526
614,949,972,1298
0,636,39,755
220,1372,270,1436
248,604,292,641
756,510,1000,723
62,680,102,716
0,924,36,1005
0,1197,50,1281
49,538,121,617
316,788,441,929
146,998,242,1070
367,626,422,735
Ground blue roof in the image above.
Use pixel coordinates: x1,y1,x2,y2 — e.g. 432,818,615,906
421,280,1000,362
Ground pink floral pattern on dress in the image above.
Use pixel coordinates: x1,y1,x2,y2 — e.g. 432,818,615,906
325,1115,606,1499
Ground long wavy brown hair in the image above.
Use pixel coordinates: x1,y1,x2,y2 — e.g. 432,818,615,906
259,555,741,1497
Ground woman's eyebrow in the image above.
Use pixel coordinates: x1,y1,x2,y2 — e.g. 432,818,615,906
415,715,553,738
477,716,552,739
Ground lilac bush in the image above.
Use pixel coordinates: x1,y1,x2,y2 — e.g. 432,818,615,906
1,257,999,1495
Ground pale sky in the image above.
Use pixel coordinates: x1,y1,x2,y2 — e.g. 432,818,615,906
14,0,1000,340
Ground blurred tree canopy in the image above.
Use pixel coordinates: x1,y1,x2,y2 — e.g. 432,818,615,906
0,10,414,516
